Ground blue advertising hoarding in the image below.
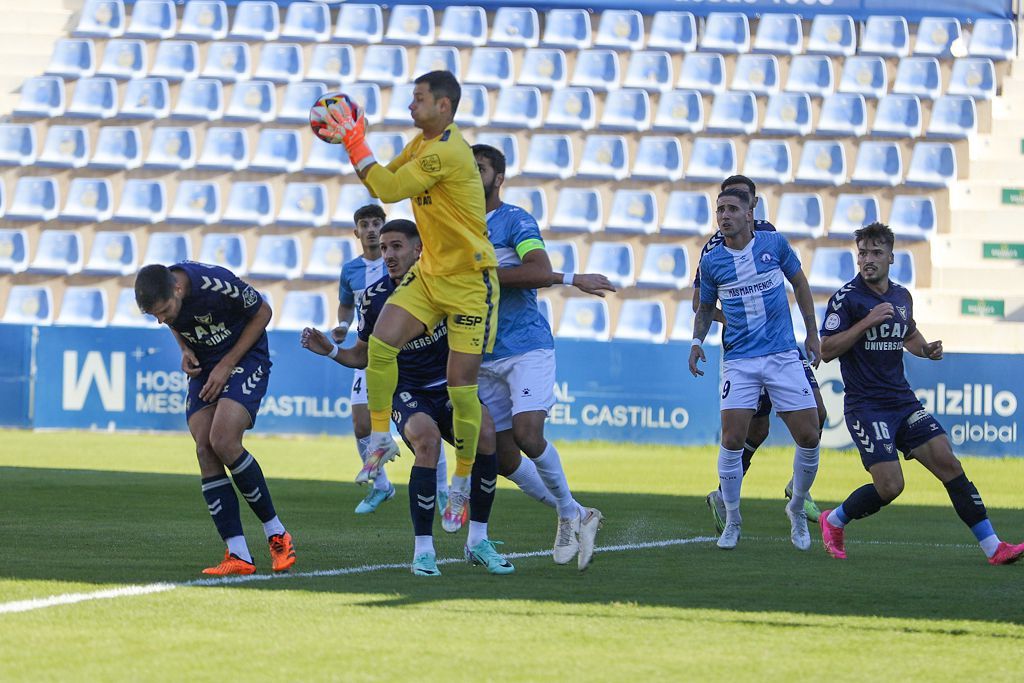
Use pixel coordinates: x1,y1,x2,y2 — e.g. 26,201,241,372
0,323,33,428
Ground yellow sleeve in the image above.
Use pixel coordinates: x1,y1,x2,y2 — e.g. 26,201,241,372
363,139,453,203
361,145,411,200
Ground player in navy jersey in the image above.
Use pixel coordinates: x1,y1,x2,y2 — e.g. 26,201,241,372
302,220,513,576
818,223,1024,564
690,188,822,552
135,262,295,576
696,176,827,533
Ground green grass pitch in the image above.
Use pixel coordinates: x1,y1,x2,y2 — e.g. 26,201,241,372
1,430,1023,681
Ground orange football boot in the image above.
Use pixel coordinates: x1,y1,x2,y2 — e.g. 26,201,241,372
269,532,296,572
202,551,256,576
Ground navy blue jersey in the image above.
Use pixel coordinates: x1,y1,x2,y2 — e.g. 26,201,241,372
169,262,269,366
820,274,918,411
692,219,777,288
358,274,447,392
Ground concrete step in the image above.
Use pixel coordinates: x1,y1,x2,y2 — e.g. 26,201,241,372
931,235,1024,266
0,33,65,57
908,319,1024,353
914,288,1024,319
0,9,73,35
948,209,1024,239
968,132,1024,161
928,263,1024,291
967,157,1024,181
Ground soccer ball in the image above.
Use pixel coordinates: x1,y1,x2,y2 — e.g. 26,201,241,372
309,92,360,144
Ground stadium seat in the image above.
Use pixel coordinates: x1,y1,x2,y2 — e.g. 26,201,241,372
306,44,356,85
648,11,697,53
201,42,251,82
742,139,793,185
305,236,356,280
168,180,221,224
545,87,596,131
795,140,846,186
384,4,434,45
544,239,577,274
490,7,539,48
871,94,922,138
890,250,916,288
595,9,644,51
0,229,28,273
179,0,228,40
502,186,547,227
661,191,712,235
365,132,406,165
638,244,689,289
671,301,722,345
557,298,610,340
3,286,54,325
454,84,490,128
414,45,461,81
29,229,82,274
761,92,812,135
281,2,329,42
359,45,409,87
947,58,996,100
914,17,961,57
892,57,941,100
84,231,136,275
74,0,126,38
889,195,937,240
333,4,382,44
614,300,667,343
606,190,657,234
632,136,683,182
60,178,113,222
807,14,856,56
652,89,703,134
753,195,770,223
701,12,750,53
279,81,327,124
838,56,887,99
905,142,957,188
250,235,302,280
438,6,487,47
600,89,650,132
229,1,279,41
344,83,383,125
276,291,328,330
707,91,758,135
473,132,519,177
522,134,574,179
66,76,117,119
541,9,591,50
0,125,36,167
332,184,377,227
790,301,828,344
255,43,303,83
148,40,199,82
196,126,248,171
672,52,722,95
587,241,635,288
142,231,191,265
96,38,146,80
7,177,60,221
732,54,780,95
304,138,353,175
754,13,802,55
278,182,328,227
808,247,856,293
815,93,868,137
570,49,621,93
927,95,977,139
110,288,158,327
578,135,629,181
47,39,96,79
221,181,274,226
249,128,302,173
775,193,824,239
120,77,170,119
860,16,909,58
172,78,223,120
828,193,880,239
785,54,834,97
224,80,276,122
624,50,673,93
968,18,1016,60
519,49,568,91
686,137,737,183
199,233,247,274
464,47,514,89
115,179,166,223
549,187,602,232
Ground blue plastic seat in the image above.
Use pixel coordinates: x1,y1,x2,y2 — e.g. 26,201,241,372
120,77,170,119
557,298,609,339
74,0,126,38
570,49,620,93
624,50,673,93
84,231,136,275
278,182,328,227
606,190,658,234
795,140,846,185
502,186,547,227
305,138,352,175
947,58,996,100
549,188,602,232
202,42,251,82
274,291,327,330
438,6,487,47
871,94,922,138
221,181,274,226
543,239,577,274
889,195,937,240
365,132,407,165
541,8,591,50
791,301,828,343
110,288,158,327
66,76,117,118
905,142,957,187
785,54,834,97
775,193,824,239
492,86,543,129
519,48,567,91
599,89,650,132
861,16,909,58
686,137,737,183
186,124,246,175
587,241,635,288
652,89,703,134
179,0,228,40
0,125,37,166
892,57,941,100
142,231,191,265
816,93,867,137
807,14,856,56
808,247,855,292
414,46,461,81
115,179,166,223
968,18,1016,60
47,39,96,79
126,0,175,39
490,8,539,48
304,236,356,280
3,286,54,324
279,81,326,124
332,184,377,227
701,12,750,54
281,2,330,42
145,126,196,170
0,229,28,273
890,250,916,288
648,11,697,53
465,47,514,89
225,80,275,122
61,178,113,221
676,52,726,94
306,45,356,86
385,4,434,45
522,134,573,179
97,39,146,80
29,229,82,274
707,91,758,135
732,54,780,95
762,92,811,135
255,43,303,83
829,193,880,239
249,128,301,173
199,232,247,274
333,4,382,44
753,196,770,223
637,244,689,289
754,13,802,55
914,17,961,57
850,140,903,186
359,45,408,86
454,83,490,128
578,134,629,181
838,56,887,99
169,180,221,224
743,139,793,185
544,87,596,131
250,235,302,280
613,300,667,343
150,41,200,81
229,1,280,41
7,177,60,221
662,191,712,235
632,136,683,182
595,9,644,51
172,78,224,120
671,301,722,345
927,95,977,139
344,83,383,125
474,132,519,177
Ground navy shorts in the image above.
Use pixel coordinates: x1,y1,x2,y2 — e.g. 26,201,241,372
845,401,946,470
186,354,271,429
754,355,819,418
391,385,455,450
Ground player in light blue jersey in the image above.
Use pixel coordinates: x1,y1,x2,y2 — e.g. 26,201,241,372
689,188,822,552
473,144,615,570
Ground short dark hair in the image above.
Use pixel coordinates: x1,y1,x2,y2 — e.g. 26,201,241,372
854,222,895,251
472,144,506,176
353,203,385,225
379,219,420,241
717,187,752,207
134,264,176,313
721,175,757,196
414,70,461,114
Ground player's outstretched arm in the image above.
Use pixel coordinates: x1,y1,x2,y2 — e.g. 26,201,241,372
358,155,434,204
333,303,355,343
904,328,943,360
689,302,715,377
789,270,821,367
498,248,617,297
301,327,369,369
820,302,893,362
198,301,273,402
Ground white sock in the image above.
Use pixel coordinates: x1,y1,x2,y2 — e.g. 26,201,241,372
357,436,370,462
718,445,744,526
787,445,820,514
451,474,470,495
507,456,557,508
533,442,577,519
262,515,285,538
373,465,392,491
226,535,252,563
467,520,488,547
414,535,434,556
436,443,449,494
826,509,847,528
980,534,1001,558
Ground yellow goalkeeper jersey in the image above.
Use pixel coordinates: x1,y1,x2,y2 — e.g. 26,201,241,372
363,123,497,277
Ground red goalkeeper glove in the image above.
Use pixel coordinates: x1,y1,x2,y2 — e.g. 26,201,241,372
326,99,374,172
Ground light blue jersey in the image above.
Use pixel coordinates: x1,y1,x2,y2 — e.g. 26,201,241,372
484,202,554,360
338,255,385,322
699,231,801,361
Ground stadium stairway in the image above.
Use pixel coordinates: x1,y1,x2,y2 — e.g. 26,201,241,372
0,0,80,116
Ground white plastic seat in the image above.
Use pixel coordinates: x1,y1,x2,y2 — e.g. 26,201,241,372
545,87,596,131
889,195,937,240
61,178,113,222
653,89,704,134
248,128,302,173
120,77,170,119
648,11,697,53
623,50,673,93
254,43,304,83
570,49,621,93
838,56,887,99
815,93,867,137
142,231,191,265
276,291,329,330
384,5,434,46
84,231,136,275
860,16,910,58
333,4,382,44
637,244,689,289
151,40,199,79
172,78,224,120
110,288,158,327
7,177,60,221
968,18,1016,60
808,247,856,293
661,191,712,235
775,193,825,239
518,49,567,91
795,140,846,186
168,180,221,224
829,193,880,239
754,13,802,55
250,235,302,280
0,229,29,274
115,179,166,223
577,134,629,181
281,2,330,42
544,240,577,274
47,39,96,79
225,80,276,122
701,12,750,54
552,298,606,338
38,125,89,169
29,229,82,274
762,92,811,136
66,76,118,119
201,42,251,82
229,1,280,41
677,52,726,94
927,95,977,139
807,14,856,56
196,126,248,171
595,9,644,51
179,0,228,40
914,17,962,57
732,54,780,95
277,182,328,227
221,181,274,226
522,134,573,179
306,44,356,85
707,91,758,135
947,58,996,100
600,89,650,132
414,46,461,81
455,84,490,128
686,137,737,183
97,39,147,79
785,54,834,97
541,9,592,50
199,233,247,275
305,236,356,280
606,189,658,234
74,0,126,38
489,7,538,48
502,186,547,228
304,138,353,175
332,185,377,227
742,139,793,185
892,57,941,100
465,47,514,89
904,142,957,188
632,136,683,182
438,6,487,47
279,81,327,124
586,241,635,288
549,188,602,233
871,94,922,138
613,300,667,343
365,132,407,166
473,132,519,177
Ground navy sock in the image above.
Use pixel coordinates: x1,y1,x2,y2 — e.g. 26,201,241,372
841,483,888,522
228,450,277,523
201,476,243,540
470,452,498,524
741,444,756,475
409,466,436,537
944,473,988,529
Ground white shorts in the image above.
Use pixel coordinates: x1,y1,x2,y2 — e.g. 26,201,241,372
721,349,816,413
478,348,556,432
350,368,368,406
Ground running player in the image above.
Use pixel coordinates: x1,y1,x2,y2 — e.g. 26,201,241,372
690,188,821,551
135,262,295,576
817,223,1024,565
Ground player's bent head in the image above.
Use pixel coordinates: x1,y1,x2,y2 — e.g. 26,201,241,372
854,222,895,253
414,70,461,117
134,264,177,314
